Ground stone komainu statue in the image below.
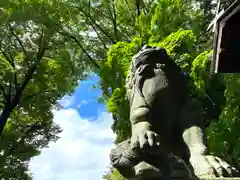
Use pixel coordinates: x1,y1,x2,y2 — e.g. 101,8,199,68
109,45,239,180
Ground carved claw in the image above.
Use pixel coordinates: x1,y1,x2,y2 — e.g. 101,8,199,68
131,122,160,150
134,161,162,178
190,155,239,178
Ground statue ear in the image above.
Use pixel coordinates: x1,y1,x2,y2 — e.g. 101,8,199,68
141,45,152,51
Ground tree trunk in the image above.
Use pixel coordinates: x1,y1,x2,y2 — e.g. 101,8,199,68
0,31,46,137
0,104,14,136
0,63,39,136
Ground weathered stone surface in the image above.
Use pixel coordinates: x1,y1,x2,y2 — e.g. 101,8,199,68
109,45,240,180
110,139,192,179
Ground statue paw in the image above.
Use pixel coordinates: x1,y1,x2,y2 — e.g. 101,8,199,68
134,161,162,178
131,122,160,150
190,155,239,178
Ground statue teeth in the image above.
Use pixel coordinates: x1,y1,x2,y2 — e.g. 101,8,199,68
156,63,165,69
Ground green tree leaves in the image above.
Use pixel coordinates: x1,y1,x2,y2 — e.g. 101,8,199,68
0,0,93,178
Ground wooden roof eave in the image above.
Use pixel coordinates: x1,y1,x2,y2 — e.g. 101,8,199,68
210,0,240,74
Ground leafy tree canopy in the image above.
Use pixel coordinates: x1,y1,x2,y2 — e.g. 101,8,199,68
0,0,95,178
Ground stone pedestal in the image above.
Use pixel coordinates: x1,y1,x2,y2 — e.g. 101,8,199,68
110,140,240,180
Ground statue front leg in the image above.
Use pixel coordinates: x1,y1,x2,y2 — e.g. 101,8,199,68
110,139,140,178
180,99,239,178
109,139,163,179
129,89,162,150
110,139,192,179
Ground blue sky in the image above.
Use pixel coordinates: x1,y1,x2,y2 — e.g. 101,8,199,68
29,74,115,180
63,74,106,119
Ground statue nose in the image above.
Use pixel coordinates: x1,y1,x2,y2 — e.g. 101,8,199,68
156,48,167,58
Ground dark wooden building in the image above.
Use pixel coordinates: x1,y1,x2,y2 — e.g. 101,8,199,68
211,0,240,73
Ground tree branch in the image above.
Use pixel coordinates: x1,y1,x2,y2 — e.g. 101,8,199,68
4,120,43,155
0,49,14,68
13,30,47,107
136,0,141,17
85,1,108,49
8,52,18,89
58,26,100,69
111,0,119,41
124,0,136,22
69,35,100,69
78,6,116,43
141,0,149,15
0,84,9,103
8,25,28,60
0,25,48,136
0,50,19,96
35,7,101,69
87,15,116,43
88,0,91,15
89,22,108,49
8,82,12,102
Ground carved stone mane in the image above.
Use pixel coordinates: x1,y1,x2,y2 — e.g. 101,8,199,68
125,45,174,105
125,58,135,100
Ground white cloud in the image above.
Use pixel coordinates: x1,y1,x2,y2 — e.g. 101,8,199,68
79,31,98,38
76,100,90,108
29,109,116,180
58,95,75,108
